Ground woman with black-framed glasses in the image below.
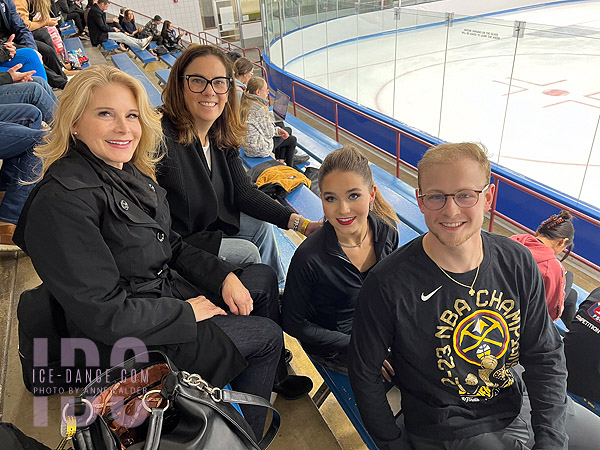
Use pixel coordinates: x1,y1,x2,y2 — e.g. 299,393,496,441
158,44,313,404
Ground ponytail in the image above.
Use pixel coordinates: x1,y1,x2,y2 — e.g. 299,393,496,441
536,210,575,261
372,189,399,228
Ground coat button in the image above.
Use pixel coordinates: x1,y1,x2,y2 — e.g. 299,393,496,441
120,200,129,210
148,183,155,192
157,231,165,242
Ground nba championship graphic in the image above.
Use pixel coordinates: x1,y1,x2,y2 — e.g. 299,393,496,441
435,290,520,402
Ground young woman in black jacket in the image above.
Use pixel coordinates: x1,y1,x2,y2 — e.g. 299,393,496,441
14,65,282,439
282,147,399,374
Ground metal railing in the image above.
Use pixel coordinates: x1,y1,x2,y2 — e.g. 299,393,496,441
108,2,263,66
290,80,600,275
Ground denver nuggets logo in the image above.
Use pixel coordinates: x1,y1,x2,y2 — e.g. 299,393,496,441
453,310,509,365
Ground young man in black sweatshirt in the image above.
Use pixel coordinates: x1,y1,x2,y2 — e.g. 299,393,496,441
349,142,571,449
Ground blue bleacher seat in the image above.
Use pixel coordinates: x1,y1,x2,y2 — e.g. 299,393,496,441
284,186,323,222
63,37,91,69
155,69,170,86
159,53,178,68
111,53,162,108
101,40,119,54
284,114,342,162
129,47,158,68
59,20,77,38
311,360,378,449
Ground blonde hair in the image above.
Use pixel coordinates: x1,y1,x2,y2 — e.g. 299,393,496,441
239,77,267,123
35,65,163,180
30,0,51,20
318,146,398,227
417,142,491,190
162,44,246,149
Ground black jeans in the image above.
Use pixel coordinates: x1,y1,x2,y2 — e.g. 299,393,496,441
561,270,578,325
273,126,297,167
30,28,68,89
170,263,282,439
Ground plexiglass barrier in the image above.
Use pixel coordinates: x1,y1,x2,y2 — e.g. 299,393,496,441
262,0,600,209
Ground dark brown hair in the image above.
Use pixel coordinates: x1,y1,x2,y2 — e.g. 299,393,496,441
161,44,246,149
536,210,575,261
318,146,398,227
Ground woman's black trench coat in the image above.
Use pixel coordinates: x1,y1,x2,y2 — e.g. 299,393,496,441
13,147,247,387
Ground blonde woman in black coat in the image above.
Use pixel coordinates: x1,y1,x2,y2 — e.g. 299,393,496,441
14,65,281,438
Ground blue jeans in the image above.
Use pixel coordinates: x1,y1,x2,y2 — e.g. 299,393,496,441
218,237,262,265
0,104,45,224
225,212,286,285
0,77,57,122
0,48,47,81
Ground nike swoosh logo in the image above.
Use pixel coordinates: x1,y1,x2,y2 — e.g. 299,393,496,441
421,286,442,302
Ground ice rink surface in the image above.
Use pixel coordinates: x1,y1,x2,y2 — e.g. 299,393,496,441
282,0,600,208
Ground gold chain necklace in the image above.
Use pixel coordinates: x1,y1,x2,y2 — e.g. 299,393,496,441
433,244,483,296
338,224,369,249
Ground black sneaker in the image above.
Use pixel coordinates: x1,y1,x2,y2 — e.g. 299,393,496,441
293,155,309,166
273,375,313,400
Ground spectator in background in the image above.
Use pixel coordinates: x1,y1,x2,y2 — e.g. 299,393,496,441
87,0,151,52
1,37,47,80
240,76,304,168
160,20,182,52
227,50,241,63
233,56,252,100
142,14,163,46
119,9,142,37
5,0,70,88
55,0,85,36
564,287,600,409
0,102,44,248
510,210,577,324
0,63,57,124
83,0,95,25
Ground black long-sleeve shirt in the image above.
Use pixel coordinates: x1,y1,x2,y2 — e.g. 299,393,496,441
349,232,568,449
282,214,398,356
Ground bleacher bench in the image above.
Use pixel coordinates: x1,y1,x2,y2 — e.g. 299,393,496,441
159,53,178,68
130,46,157,68
101,39,119,54
282,113,342,163
155,69,170,87
59,20,77,38
63,37,90,69
111,53,162,108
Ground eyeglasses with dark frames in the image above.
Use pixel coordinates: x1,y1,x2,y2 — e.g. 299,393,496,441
184,75,232,94
418,184,490,211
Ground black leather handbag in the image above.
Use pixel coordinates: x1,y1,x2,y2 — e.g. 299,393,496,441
66,351,280,450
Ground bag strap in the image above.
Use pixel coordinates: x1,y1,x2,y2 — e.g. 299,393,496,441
141,408,165,450
220,389,280,450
